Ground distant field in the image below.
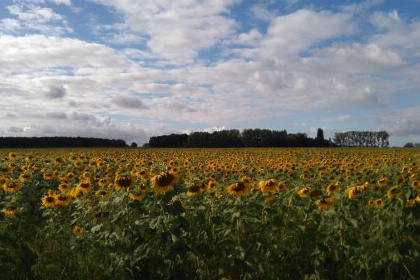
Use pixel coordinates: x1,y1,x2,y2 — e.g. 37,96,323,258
1,148,420,279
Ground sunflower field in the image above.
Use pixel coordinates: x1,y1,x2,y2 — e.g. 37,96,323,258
1,147,420,279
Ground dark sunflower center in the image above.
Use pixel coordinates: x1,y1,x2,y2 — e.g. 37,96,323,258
116,177,132,187
188,185,201,193
80,183,90,189
232,182,246,192
57,195,68,201
157,173,175,187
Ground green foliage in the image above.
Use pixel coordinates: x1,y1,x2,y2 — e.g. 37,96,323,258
1,148,419,279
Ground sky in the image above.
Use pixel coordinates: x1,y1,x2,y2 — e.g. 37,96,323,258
1,0,420,146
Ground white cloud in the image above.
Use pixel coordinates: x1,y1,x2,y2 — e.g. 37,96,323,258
5,3,72,35
376,105,420,137
369,10,420,57
261,9,356,58
250,4,278,22
233,28,263,46
47,0,72,5
89,0,239,63
0,18,22,32
0,35,129,71
341,0,384,14
1,2,420,145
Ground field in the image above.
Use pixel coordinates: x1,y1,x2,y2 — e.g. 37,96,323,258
1,147,420,279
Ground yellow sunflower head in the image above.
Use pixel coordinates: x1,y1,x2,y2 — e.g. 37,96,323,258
1,206,20,216
316,197,336,210
259,178,278,194
114,174,135,189
325,183,340,196
150,171,178,195
42,195,56,208
3,181,21,193
72,226,83,236
227,181,248,197
387,185,400,199
54,193,72,207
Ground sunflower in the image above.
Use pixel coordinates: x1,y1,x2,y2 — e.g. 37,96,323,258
375,199,385,209
412,179,420,191
347,186,361,199
54,157,64,166
227,182,248,197
18,172,32,183
407,199,417,207
43,172,53,181
128,188,147,200
0,175,8,185
73,160,83,168
54,193,72,207
300,173,309,180
150,171,178,195
1,206,19,216
8,162,18,169
58,182,70,192
278,182,287,191
207,180,219,190
3,181,20,193
187,184,202,197
95,190,108,197
387,185,400,199
30,163,42,171
72,226,83,236
8,152,17,161
325,183,340,196
42,195,56,208
81,171,91,181
297,186,312,198
259,178,278,194
114,174,135,189
76,181,92,193
377,177,388,188
136,169,150,180
240,176,255,190
368,199,376,207
316,197,336,210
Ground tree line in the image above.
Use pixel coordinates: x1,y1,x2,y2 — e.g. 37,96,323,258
333,131,390,147
0,137,127,148
148,128,333,148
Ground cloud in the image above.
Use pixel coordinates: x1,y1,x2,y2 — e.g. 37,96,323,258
260,9,356,58
113,96,148,109
369,10,420,58
46,112,67,119
90,0,239,63
0,35,129,71
1,2,420,146
341,0,384,14
4,3,72,35
45,85,67,99
47,0,72,5
376,105,420,137
0,18,22,33
250,4,279,22
233,28,263,46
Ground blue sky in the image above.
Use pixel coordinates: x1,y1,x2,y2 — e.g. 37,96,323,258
1,0,420,146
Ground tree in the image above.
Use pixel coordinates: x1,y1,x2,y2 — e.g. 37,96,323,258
316,128,324,143
333,131,390,147
130,142,138,148
404,142,414,148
